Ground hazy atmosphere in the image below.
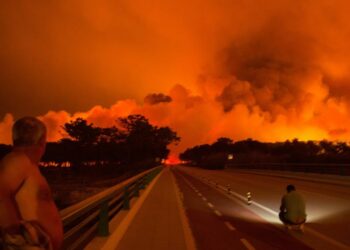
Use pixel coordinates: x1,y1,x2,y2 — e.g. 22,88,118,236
1,0,350,155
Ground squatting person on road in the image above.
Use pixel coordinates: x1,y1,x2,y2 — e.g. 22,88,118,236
279,184,306,227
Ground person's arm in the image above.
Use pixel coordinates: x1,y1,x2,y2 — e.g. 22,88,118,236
14,163,63,250
2,157,28,196
0,157,27,228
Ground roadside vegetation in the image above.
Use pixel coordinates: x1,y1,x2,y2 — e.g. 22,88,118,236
180,138,350,174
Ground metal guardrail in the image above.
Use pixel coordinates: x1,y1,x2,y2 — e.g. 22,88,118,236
226,163,350,176
59,166,162,250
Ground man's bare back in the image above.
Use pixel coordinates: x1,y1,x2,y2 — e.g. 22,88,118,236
0,151,63,249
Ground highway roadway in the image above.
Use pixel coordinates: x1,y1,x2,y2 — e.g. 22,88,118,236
173,166,350,250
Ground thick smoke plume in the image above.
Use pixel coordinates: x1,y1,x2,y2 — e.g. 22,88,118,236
1,0,350,156
144,93,172,105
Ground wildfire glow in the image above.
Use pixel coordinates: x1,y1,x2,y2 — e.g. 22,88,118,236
164,154,181,165
1,1,350,155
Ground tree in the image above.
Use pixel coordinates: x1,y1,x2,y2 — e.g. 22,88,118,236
212,137,233,152
42,114,181,169
118,114,180,162
180,144,211,164
62,118,100,145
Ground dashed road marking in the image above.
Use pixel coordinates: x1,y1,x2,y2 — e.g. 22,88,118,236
214,210,222,217
240,238,256,250
207,202,214,208
198,193,202,197
202,197,207,201
224,221,236,231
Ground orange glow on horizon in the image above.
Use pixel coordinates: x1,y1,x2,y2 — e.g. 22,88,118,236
165,154,181,165
1,1,350,155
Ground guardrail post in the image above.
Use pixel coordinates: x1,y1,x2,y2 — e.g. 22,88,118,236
139,176,146,190
145,174,152,185
134,180,140,197
97,200,109,236
123,186,130,210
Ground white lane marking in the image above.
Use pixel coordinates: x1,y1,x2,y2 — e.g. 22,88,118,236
202,197,207,201
171,170,197,250
214,210,222,217
240,238,256,250
250,200,278,216
224,221,236,231
180,174,201,196
207,202,214,208
198,193,202,197
226,189,278,216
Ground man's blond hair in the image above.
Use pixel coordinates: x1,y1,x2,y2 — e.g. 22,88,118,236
12,117,47,147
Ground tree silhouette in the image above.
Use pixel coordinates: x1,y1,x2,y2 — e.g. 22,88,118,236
180,138,350,169
63,118,100,145
38,115,181,169
118,114,180,162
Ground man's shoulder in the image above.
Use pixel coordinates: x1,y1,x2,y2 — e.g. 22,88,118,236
2,152,32,171
0,152,33,189
283,192,294,200
290,190,301,196
292,191,304,199
287,191,304,201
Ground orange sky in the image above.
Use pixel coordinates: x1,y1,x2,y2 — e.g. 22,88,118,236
1,0,350,155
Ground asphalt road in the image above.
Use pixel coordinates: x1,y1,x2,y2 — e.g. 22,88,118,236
173,166,350,250
173,169,313,250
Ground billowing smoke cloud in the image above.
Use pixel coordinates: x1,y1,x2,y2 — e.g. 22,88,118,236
0,81,349,157
144,93,172,105
1,0,350,156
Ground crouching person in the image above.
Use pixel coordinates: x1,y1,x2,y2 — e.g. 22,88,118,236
279,184,306,229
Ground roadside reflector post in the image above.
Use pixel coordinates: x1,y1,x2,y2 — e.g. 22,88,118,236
246,192,252,205
97,200,110,236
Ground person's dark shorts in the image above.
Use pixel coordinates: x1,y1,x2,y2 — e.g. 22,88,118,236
279,212,306,225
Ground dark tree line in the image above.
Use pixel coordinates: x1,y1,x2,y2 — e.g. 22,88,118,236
180,138,350,169
0,114,180,170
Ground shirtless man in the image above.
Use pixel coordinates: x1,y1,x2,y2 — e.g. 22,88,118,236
0,117,63,249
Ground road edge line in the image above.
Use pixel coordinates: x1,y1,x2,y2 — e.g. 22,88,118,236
240,238,256,250
101,168,164,250
171,169,197,250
